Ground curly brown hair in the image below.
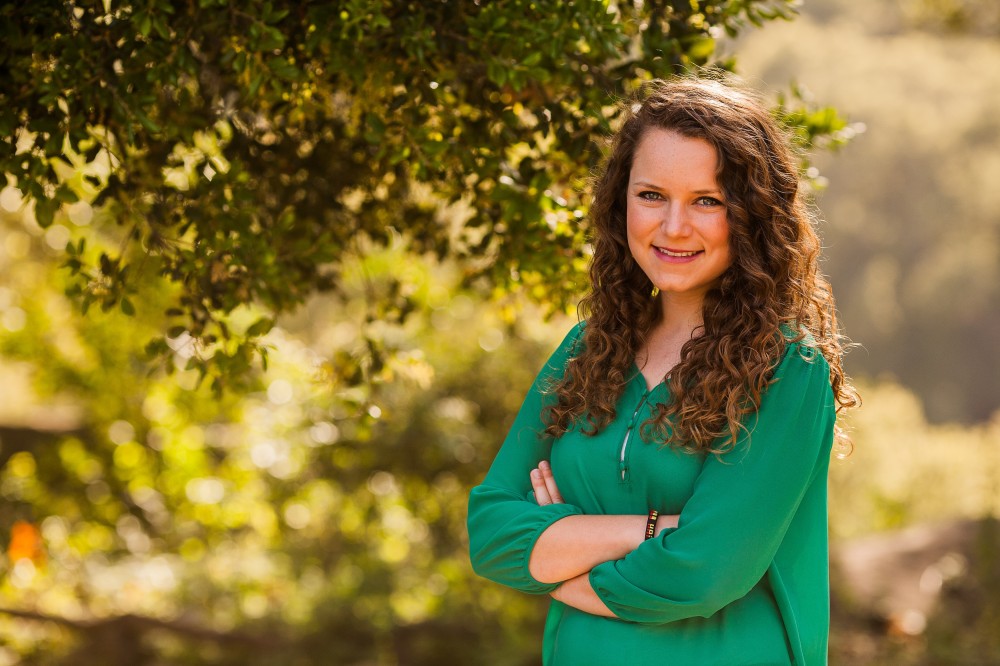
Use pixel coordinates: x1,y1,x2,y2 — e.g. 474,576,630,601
544,74,859,453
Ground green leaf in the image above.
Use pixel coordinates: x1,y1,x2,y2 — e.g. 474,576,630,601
246,317,274,337
134,109,162,133
248,73,265,98
486,60,507,86
99,253,114,275
687,37,716,62
120,298,136,316
260,26,285,51
54,183,79,204
364,113,387,144
144,337,168,357
153,17,170,40
34,197,58,228
267,56,299,81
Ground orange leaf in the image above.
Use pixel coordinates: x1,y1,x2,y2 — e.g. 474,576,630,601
7,520,45,565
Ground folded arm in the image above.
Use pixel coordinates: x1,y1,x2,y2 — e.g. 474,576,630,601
467,322,681,601
528,460,677,611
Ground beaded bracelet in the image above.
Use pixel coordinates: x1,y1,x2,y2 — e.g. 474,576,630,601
644,509,659,540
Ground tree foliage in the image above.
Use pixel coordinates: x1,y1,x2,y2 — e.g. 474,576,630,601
0,236,565,663
0,0,849,390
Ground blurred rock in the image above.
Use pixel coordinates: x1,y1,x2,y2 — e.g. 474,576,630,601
831,518,1000,664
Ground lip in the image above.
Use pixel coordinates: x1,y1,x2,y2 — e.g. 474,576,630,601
653,246,703,263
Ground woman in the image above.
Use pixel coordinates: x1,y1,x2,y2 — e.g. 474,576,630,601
467,75,859,665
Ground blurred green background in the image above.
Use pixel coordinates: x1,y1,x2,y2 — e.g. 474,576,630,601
1,0,998,664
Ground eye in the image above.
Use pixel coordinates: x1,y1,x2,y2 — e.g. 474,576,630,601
695,196,724,207
637,190,663,201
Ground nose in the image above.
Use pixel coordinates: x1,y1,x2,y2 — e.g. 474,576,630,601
660,201,691,237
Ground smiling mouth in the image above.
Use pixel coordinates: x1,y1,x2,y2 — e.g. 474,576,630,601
655,246,702,257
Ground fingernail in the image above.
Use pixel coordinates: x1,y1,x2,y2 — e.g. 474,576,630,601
530,469,541,478
540,461,550,470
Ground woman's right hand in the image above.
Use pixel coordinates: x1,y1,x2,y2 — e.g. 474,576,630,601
527,460,681,583
529,460,679,536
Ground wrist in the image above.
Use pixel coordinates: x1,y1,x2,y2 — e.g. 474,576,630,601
644,509,659,540
654,513,678,537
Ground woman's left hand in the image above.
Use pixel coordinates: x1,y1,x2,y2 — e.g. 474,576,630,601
530,460,563,505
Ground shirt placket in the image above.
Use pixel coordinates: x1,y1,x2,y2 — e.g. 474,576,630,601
617,388,651,483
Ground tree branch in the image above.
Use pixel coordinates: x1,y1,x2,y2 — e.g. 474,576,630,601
0,606,284,648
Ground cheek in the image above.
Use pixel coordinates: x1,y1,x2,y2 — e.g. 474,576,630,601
708,217,734,266
624,204,642,249
625,214,659,266
712,217,731,249
625,225,642,261
626,203,656,238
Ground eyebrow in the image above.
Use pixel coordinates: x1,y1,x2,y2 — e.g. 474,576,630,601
632,181,722,195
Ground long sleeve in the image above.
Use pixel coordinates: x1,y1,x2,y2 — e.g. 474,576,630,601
589,341,836,624
467,323,586,593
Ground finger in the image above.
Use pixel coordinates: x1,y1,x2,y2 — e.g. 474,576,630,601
539,460,563,504
531,468,553,505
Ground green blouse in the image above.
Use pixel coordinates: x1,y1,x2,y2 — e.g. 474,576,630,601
468,321,836,665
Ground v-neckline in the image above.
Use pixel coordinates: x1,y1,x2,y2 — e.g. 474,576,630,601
629,360,670,394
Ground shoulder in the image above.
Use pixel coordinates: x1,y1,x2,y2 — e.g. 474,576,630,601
768,329,833,406
777,323,828,369
536,320,587,383
555,320,587,356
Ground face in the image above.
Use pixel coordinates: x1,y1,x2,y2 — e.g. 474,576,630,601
626,128,732,308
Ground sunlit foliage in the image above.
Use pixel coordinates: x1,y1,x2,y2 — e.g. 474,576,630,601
0,209,564,662
0,0,848,388
830,382,1000,539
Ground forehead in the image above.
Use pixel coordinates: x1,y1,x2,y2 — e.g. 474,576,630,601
629,128,720,185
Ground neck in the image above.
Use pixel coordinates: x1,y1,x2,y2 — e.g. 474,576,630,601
634,292,706,385
656,291,705,339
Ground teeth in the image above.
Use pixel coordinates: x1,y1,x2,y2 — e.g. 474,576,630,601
657,247,699,257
